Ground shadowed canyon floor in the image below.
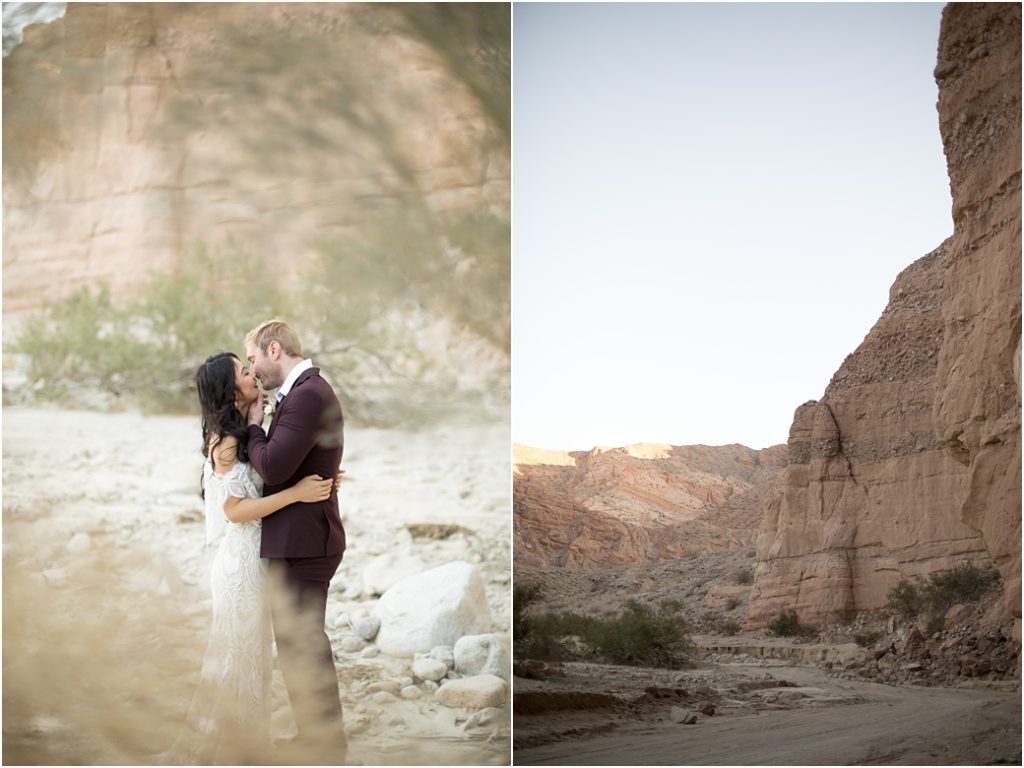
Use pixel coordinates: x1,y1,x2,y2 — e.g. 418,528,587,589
514,653,1021,766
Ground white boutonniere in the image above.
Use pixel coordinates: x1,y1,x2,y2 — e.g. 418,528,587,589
264,398,276,418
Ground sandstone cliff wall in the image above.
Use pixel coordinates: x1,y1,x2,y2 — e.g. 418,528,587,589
2,3,509,315
514,443,786,568
748,3,1021,628
931,2,1022,625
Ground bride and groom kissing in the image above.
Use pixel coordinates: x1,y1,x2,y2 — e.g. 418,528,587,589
172,318,348,764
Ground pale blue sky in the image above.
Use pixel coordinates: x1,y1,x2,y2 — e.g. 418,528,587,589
513,2,950,451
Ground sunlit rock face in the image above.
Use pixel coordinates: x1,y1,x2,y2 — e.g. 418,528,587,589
2,3,509,315
513,442,787,568
748,3,1021,629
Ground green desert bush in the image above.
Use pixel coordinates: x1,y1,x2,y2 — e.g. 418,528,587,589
590,601,695,668
733,567,753,585
768,609,817,639
854,630,882,648
924,563,999,612
886,563,998,621
886,578,925,619
11,242,291,413
513,582,564,662
886,563,999,636
517,600,695,669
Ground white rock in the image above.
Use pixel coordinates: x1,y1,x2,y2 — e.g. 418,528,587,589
350,606,370,622
375,561,493,657
328,611,349,630
371,691,397,704
355,616,381,641
344,715,373,735
340,635,366,653
454,633,510,680
366,681,401,696
670,707,698,725
66,532,91,554
363,551,429,596
400,685,423,700
396,676,414,688
429,645,455,669
435,675,507,709
423,680,440,694
412,657,449,682
360,645,380,659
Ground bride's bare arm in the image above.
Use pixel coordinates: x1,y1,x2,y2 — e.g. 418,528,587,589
223,475,332,523
210,435,333,524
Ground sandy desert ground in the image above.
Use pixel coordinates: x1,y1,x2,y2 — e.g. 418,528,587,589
514,647,1021,766
2,405,510,765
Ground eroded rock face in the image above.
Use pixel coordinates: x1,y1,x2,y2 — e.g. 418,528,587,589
749,4,1021,629
931,2,1022,625
514,442,787,568
2,3,508,314
748,248,992,627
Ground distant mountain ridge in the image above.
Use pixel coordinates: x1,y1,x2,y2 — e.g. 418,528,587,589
513,441,787,568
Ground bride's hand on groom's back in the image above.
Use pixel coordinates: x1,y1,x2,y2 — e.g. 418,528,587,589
294,474,334,503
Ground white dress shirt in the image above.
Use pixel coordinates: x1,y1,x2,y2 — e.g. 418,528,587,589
276,358,313,403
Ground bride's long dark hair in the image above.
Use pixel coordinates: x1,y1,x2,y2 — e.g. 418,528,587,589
196,352,250,468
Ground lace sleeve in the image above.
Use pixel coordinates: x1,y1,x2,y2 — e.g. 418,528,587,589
223,471,250,501
204,462,258,545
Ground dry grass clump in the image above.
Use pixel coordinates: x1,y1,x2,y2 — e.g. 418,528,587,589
3,517,215,764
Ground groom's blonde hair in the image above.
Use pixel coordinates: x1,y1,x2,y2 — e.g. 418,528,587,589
246,318,304,357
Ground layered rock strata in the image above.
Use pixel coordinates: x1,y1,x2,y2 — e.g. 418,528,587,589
749,3,1021,629
514,443,786,568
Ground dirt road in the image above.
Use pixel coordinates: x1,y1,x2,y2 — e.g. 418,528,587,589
515,664,1020,765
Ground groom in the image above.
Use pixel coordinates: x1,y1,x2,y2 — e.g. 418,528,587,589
244,318,347,757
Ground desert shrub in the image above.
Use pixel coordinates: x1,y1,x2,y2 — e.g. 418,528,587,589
717,617,742,636
886,578,925,619
733,567,753,585
585,601,695,669
854,631,881,648
768,610,800,636
518,601,695,669
11,243,292,413
13,285,150,402
513,583,570,662
886,564,999,623
513,582,542,642
924,563,999,613
768,610,817,638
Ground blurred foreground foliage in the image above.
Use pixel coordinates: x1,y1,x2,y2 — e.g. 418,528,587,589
12,243,291,413
5,3,509,425
11,205,509,423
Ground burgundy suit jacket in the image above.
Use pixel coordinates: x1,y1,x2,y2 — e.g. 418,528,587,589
246,367,346,559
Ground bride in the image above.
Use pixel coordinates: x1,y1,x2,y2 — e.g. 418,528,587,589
169,351,334,763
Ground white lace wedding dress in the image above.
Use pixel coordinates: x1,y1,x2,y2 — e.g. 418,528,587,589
170,459,272,763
